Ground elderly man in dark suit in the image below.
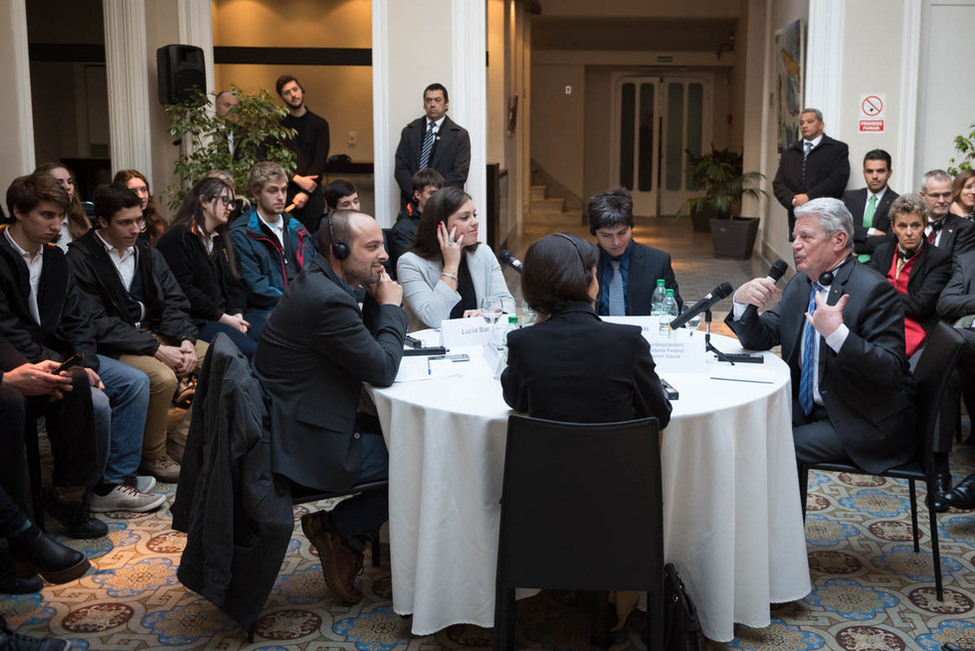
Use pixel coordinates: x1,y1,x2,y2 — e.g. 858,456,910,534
843,149,898,262
254,210,407,605
922,169,975,258
727,197,915,482
773,108,851,233
586,186,682,316
394,83,471,207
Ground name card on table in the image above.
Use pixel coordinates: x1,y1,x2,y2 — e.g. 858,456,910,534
440,317,496,348
601,315,707,373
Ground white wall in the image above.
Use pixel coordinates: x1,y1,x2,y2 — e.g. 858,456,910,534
916,0,975,183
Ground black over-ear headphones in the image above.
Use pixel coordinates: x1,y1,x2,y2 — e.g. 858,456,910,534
553,233,589,271
328,213,350,260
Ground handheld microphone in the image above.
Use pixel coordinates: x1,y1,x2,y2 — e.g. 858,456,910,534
742,259,789,320
498,249,524,274
668,282,734,330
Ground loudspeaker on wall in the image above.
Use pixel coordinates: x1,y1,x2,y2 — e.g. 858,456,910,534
156,44,206,106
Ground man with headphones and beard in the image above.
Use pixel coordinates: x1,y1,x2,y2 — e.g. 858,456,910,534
254,210,407,605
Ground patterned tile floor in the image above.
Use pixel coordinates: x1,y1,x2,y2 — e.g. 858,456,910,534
4,216,975,650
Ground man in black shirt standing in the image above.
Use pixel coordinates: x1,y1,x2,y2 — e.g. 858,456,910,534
276,75,330,232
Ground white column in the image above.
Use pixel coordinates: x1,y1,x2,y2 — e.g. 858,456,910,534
0,0,35,180
371,0,393,225
897,0,920,183
452,0,488,240
178,0,214,94
805,0,845,136
103,0,153,175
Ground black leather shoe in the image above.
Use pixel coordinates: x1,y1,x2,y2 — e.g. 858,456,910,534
942,643,973,651
7,525,90,584
0,566,43,595
43,495,108,539
931,471,952,513
944,473,975,510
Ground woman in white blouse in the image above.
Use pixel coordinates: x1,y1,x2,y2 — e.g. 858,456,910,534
396,187,515,331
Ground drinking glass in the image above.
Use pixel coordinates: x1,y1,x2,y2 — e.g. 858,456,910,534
480,296,503,325
681,309,703,334
520,300,537,327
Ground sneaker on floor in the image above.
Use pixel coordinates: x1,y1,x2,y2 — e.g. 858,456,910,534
133,475,156,494
0,625,70,651
139,456,181,483
42,495,107,539
90,483,166,513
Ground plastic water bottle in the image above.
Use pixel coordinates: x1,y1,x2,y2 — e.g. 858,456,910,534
650,279,667,315
659,289,678,336
495,314,520,379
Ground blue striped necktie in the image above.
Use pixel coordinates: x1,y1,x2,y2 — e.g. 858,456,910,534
799,282,823,415
419,122,436,170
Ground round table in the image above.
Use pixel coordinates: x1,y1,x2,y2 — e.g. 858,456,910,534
367,331,811,641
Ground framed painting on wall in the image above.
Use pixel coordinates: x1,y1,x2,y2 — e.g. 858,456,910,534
775,19,803,152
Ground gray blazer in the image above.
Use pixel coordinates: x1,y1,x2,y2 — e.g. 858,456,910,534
397,245,516,331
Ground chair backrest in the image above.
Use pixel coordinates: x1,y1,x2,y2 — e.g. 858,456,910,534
496,415,663,591
913,321,965,470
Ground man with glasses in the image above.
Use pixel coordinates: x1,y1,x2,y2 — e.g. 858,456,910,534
920,169,974,259
68,184,206,483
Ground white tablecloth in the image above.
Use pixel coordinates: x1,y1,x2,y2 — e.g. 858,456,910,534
367,332,811,641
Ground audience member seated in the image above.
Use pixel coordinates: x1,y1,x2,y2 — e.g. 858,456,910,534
501,232,672,425
586,186,683,315
229,161,315,341
950,168,975,220
113,169,167,246
387,168,445,274
921,169,975,257
936,245,975,448
33,162,91,251
203,169,249,222
397,186,514,330
868,194,952,365
1,174,162,514
314,179,361,233
0,330,105,539
842,148,897,263
254,210,407,604
157,177,255,359
68,184,207,483
727,198,916,482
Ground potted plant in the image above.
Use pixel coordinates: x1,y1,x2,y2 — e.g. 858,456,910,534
164,86,297,211
676,147,767,258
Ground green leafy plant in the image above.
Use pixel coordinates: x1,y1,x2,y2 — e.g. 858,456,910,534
164,85,297,211
948,122,975,176
676,147,767,220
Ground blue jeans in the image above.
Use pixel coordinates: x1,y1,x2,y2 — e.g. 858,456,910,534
331,433,389,546
198,320,257,359
244,308,273,344
91,355,150,484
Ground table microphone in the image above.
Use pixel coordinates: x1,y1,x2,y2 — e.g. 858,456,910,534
741,259,789,320
668,282,734,330
498,250,524,274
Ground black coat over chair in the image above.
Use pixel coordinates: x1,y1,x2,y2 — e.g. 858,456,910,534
494,415,664,650
798,320,964,601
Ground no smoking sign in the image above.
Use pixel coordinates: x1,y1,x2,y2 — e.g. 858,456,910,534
858,93,886,133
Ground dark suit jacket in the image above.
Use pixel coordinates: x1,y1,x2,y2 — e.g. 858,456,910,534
0,232,96,367
501,302,672,428
772,134,851,230
726,260,915,474
936,250,975,322
843,187,897,254
253,255,408,492
394,115,471,200
930,213,975,259
869,240,951,338
596,241,682,315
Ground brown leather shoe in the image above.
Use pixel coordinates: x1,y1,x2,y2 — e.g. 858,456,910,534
301,512,363,604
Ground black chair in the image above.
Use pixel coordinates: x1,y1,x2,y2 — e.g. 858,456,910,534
494,415,665,650
798,321,964,601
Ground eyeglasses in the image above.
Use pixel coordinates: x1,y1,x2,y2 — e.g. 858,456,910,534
212,196,234,206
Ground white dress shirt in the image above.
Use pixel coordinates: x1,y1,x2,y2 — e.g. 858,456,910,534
4,228,44,325
95,231,137,290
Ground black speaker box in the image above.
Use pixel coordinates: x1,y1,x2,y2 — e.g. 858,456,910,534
156,44,206,105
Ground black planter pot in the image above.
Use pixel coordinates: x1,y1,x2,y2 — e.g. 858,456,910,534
710,217,759,259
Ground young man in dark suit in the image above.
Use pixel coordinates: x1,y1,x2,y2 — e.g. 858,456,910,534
254,210,408,605
921,169,975,258
586,186,682,316
843,149,898,262
728,197,915,481
772,108,851,233
393,83,471,207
